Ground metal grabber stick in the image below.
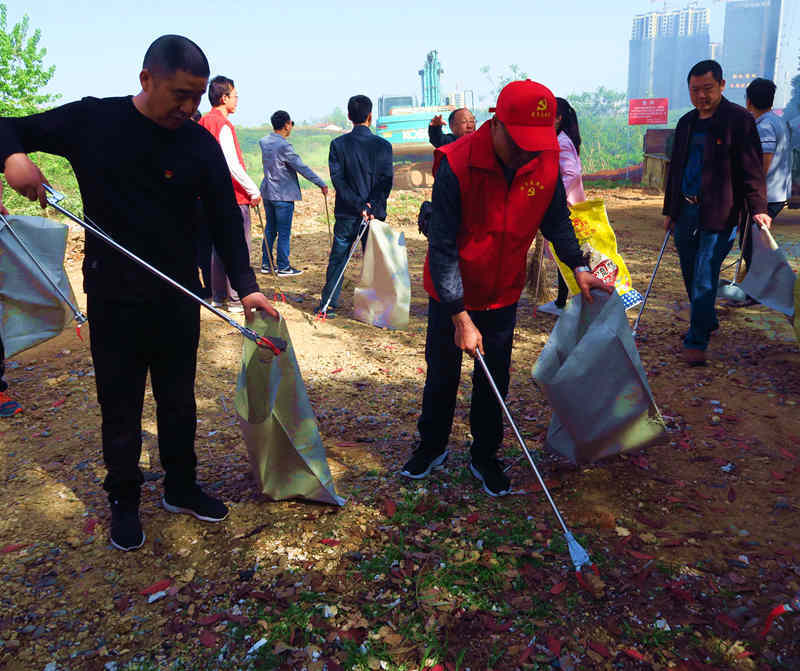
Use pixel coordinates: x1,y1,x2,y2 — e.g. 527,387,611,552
0,211,88,337
632,229,671,337
253,204,286,303
474,349,598,580
316,216,369,320
323,192,332,250
42,185,286,355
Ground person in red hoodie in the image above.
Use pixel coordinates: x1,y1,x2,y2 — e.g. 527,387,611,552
401,80,610,496
199,76,261,313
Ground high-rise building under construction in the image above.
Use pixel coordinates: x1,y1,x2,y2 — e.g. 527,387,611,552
628,5,711,110
722,0,800,108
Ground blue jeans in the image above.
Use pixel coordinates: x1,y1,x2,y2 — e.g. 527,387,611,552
261,200,295,271
672,203,737,351
317,216,368,311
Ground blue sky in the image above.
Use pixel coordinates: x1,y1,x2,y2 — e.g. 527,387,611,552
15,1,726,126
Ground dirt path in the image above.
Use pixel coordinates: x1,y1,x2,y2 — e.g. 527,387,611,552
1,187,799,671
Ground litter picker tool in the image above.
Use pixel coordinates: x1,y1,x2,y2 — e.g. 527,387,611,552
253,204,287,303
323,192,332,249
0,211,88,338
632,229,671,337
42,184,286,356
316,216,369,320
474,349,598,581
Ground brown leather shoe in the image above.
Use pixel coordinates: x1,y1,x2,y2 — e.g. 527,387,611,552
681,348,707,366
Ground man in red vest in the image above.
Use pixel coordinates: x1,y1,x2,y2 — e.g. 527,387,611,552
199,76,261,313
401,80,610,496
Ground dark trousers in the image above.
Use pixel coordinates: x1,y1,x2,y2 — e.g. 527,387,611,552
211,204,252,303
673,203,736,351
88,294,200,502
741,201,786,268
261,200,296,271
317,216,367,311
417,298,517,463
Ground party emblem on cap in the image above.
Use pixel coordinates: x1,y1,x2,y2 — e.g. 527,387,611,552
493,79,558,152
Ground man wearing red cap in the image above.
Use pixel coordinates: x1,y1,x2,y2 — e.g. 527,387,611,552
401,80,610,496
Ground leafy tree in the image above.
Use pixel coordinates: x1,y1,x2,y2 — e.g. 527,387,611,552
0,3,58,116
327,106,348,128
480,64,530,100
568,87,628,119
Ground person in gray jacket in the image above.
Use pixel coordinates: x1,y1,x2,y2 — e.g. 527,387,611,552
259,110,328,276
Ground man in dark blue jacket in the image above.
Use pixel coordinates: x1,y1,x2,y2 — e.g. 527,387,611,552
315,95,393,317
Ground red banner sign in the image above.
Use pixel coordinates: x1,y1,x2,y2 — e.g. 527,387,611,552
628,98,669,125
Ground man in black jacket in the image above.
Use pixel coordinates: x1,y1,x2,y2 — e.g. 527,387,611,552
315,95,393,317
663,60,769,366
0,35,277,551
429,108,476,148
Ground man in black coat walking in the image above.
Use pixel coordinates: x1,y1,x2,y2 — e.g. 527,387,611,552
315,95,393,318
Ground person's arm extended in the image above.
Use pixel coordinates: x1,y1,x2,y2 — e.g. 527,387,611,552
366,140,393,219
283,143,327,189
218,125,260,201
329,139,364,211
539,178,585,268
428,156,483,355
428,156,464,313
1,99,89,208
429,124,444,148
540,178,610,302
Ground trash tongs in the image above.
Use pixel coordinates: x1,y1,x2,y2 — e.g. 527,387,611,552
474,350,600,586
0,210,88,340
43,185,286,356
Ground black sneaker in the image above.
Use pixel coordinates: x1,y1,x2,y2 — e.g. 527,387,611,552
162,486,229,522
469,458,511,497
277,266,303,277
110,499,145,551
314,308,337,320
260,266,271,274
400,447,448,479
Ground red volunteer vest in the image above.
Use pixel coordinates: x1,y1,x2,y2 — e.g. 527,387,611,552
423,121,560,311
198,108,250,205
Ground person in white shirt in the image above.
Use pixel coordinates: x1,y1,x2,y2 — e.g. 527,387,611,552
199,76,261,313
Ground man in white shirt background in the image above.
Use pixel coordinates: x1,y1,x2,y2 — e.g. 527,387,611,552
199,76,261,313
742,77,793,279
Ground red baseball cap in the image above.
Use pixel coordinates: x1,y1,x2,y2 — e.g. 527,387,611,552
489,80,558,152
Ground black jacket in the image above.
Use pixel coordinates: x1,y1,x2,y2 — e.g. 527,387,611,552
663,96,767,232
429,124,457,148
328,125,393,220
0,96,258,300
